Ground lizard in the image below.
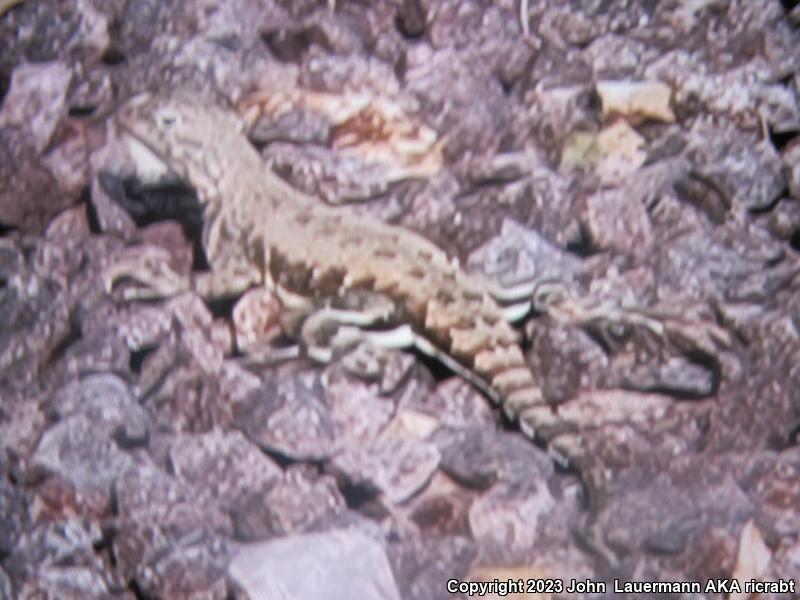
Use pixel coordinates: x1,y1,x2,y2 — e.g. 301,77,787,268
104,91,592,482
0,0,24,18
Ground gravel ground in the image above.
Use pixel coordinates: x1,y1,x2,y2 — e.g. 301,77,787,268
1,1,800,598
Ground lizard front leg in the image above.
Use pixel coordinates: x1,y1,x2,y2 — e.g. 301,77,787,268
103,246,190,300
104,245,262,302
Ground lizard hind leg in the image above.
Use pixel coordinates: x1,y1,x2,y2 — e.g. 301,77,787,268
336,326,415,386
409,333,502,404
334,325,502,402
232,287,304,366
298,294,398,364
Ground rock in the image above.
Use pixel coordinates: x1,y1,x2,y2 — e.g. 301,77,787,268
564,120,648,184
467,218,582,287
168,430,282,509
434,425,501,490
389,535,477,600
0,63,81,232
331,432,440,504
765,197,800,241
229,528,402,600
591,466,753,566
657,227,786,302
596,80,675,123
749,448,800,537
423,378,495,430
231,465,345,541
0,477,29,557
325,371,397,445
112,464,233,584
786,140,800,200
0,237,71,389
14,566,127,600
0,62,71,153
242,370,337,461
468,479,557,558
623,355,717,399
584,185,653,254
4,519,105,584
47,374,149,445
232,287,284,352
680,122,786,215
30,415,135,502
405,473,475,536
525,320,609,401
132,531,233,600
0,567,12,600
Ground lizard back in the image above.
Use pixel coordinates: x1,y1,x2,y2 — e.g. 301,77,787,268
115,92,560,439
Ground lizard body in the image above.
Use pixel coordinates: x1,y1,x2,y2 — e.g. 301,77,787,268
112,92,571,444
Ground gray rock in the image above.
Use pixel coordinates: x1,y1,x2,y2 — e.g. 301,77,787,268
48,374,149,446
30,415,135,494
331,433,440,504
584,187,653,255
242,371,336,461
765,196,800,241
168,429,282,510
0,567,11,600
0,478,28,557
786,140,800,200
434,426,501,490
0,62,71,153
324,372,396,447
133,531,233,600
658,227,786,303
405,378,495,430
592,467,754,562
684,127,786,214
747,447,800,537
232,465,345,541
4,518,105,581
623,356,717,399
0,238,71,390
467,218,582,287
112,464,233,583
14,566,123,600
229,528,401,600
388,535,477,600
468,478,557,560
526,320,610,401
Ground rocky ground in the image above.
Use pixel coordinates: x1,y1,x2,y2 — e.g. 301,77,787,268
2,0,800,598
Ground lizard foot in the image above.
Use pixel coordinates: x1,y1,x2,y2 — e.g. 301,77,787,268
103,246,191,301
232,288,302,366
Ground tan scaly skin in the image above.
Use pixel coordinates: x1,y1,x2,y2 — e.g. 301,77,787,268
0,0,24,17
107,92,602,505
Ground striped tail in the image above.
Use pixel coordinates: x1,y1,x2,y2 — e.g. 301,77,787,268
430,290,571,444
470,338,571,443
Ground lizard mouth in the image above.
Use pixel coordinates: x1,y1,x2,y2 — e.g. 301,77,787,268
114,93,192,182
114,93,155,135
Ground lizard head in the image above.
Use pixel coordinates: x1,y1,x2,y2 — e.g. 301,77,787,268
114,92,246,198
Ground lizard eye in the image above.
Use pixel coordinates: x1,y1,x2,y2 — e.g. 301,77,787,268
156,108,180,129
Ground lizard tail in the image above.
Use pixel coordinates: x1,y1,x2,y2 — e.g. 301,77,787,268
476,341,601,508
470,341,568,443
431,294,574,445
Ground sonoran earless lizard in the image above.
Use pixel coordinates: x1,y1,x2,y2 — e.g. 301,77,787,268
104,92,597,490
